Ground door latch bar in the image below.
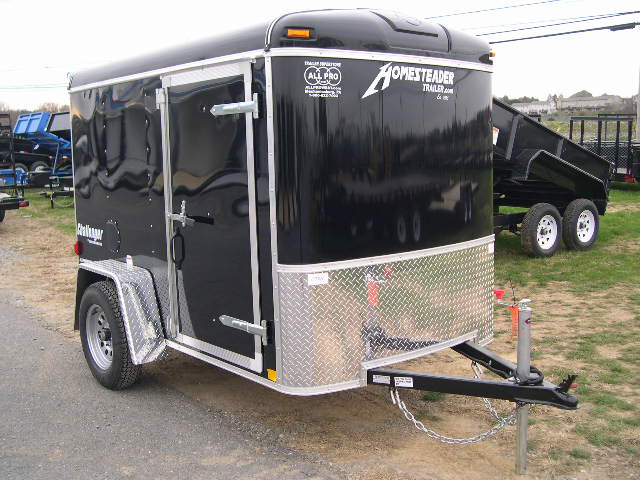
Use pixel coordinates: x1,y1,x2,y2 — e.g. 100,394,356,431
210,93,259,119
168,200,195,228
218,315,268,345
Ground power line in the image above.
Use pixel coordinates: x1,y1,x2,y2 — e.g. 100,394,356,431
0,84,67,90
463,12,623,31
426,0,566,19
490,21,639,43
478,10,640,36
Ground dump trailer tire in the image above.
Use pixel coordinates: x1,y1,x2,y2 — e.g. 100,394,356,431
14,163,28,173
562,199,599,251
79,280,140,390
29,160,49,172
0,209,5,223
521,203,562,257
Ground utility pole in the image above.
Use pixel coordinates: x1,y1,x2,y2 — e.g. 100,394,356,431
636,66,639,141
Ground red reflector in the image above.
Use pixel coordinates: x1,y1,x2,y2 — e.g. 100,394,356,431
493,288,506,300
19,201,29,208
74,241,83,256
367,281,379,307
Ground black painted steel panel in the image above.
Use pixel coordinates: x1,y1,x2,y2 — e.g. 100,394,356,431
272,56,492,264
71,79,172,322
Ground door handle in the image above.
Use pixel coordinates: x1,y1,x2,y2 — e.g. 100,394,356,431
168,200,195,228
170,229,185,269
210,93,259,119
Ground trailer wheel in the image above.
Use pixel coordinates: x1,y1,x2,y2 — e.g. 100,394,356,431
79,280,140,389
562,199,599,251
521,203,562,257
410,207,422,243
0,209,5,223
14,163,28,173
29,161,49,172
394,211,408,245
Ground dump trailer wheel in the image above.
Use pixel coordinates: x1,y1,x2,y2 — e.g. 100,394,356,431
521,203,562,257
14,163,28,173
0,209,5,223
79,280,140,389
29,160,49,172
562,199,599,251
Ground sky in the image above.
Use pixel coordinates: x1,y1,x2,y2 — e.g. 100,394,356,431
0,0,638,109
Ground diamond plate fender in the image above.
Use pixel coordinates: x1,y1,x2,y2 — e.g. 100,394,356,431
78,259,167,365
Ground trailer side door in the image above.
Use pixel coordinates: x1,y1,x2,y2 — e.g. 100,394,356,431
159,62,262,373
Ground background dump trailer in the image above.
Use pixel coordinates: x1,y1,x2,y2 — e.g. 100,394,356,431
492,98,612,257
69,9,576,434
0,115,29,223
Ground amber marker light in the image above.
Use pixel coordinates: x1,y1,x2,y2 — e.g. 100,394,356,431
287,28,311,39
490,52,496,58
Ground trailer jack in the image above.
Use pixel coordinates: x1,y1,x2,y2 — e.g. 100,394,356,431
366,296,578,475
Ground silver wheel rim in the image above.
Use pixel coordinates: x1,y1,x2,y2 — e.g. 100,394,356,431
536,214,558,250
86,304,113,370
411,210,421,242
576,210,595,243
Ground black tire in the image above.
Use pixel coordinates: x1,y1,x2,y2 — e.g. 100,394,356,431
393,210,409,245
562,199,599,251
79,280,140,389
29,160,49,172
0,209,5,223
521,203,562,257
409,206,422,243
14,163,28,173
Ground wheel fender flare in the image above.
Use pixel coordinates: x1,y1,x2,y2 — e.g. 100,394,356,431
76,260,166,365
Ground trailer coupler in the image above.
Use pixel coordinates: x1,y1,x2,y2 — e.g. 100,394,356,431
367,341,578,410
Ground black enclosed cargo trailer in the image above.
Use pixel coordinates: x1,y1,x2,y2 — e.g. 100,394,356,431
69,10,577,447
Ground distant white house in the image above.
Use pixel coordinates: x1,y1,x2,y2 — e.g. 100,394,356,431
557,91,623,111
510,91,625,115
511,96,557,115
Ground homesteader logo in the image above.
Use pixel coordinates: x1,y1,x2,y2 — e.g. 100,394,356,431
362,62,455,99
77,223,104,246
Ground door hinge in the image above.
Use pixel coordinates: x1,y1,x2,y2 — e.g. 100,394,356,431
218,315,270,345
210,93,259,119
155,88,167,109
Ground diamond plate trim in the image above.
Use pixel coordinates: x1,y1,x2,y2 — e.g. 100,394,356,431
276,239,494,388
79,259,167,365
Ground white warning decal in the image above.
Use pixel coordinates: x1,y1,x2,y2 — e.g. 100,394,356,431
394,376,414,388
307,272,329,286
362,62,455,101
372,374,391,385
304,60,342,98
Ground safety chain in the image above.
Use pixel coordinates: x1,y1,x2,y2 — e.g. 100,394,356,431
389,362,525,445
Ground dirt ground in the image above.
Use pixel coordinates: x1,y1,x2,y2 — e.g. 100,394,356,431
0,208,638,480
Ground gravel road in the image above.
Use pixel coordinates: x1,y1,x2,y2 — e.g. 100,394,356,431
0,289,347,480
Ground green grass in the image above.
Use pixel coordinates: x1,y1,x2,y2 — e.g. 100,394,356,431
421,391,446,402
569,448,592,460
21,189,75,235
495,189,640,293
495,184,640,459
